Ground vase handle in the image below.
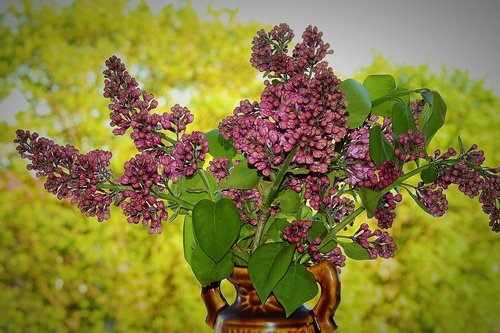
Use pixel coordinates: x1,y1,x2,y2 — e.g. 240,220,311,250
308,260,341,332
201,281,228,328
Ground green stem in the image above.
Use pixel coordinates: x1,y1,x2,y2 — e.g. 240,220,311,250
157,132,177,145
371,88,428,107
98,183,194,210
97,183,132,191
251,146,298,253
312,206,365,255
198,170,215,201
263,146,299,210
156,192,195,210
330,207,365,238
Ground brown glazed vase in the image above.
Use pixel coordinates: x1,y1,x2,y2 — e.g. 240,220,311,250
201,260,341,333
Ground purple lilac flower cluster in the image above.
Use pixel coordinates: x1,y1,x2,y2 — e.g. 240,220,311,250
416,184,448,217
161,131,210,181
374,192,403,229
325,247,347,267
302,175,355,221
431,145,499,231
436,145,484,197
207,157,231,183
119,152,167,234
16,56,209,234
394,129,426,163
282,217,348,267
283,220,322,261
344,117,397,189
354,223,397,259
480,175,499,232
104,56,161,151
14,130,114,222
219,24,348,176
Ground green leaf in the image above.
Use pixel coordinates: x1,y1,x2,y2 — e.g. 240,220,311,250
392,102,417,137
172,171,217,208
327,170,347,184
191,247,234,286
301,206,313,220
371,86,411,117
307,219,327,243
183,215,196,265
248,243,295,303
420,164,438,183
403,187,431,215
340,78,372,128
275,189,300,214
363,74,396,100
319,240,338,253
289,168,310,175
192,198,241,262
237,223,256,244
339,241,371,260
205,129,237,158
458,135,464,154
421,89,433,105
421,91,447,145
369,125,394,166
359,187,382,218
273,264,318,317
219,159,261,190
232,250,250,266
264,218,288,242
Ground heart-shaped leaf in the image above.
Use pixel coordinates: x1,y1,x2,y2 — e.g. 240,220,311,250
205,129,237,158
392,102,417,137
190,246,234,286
340,78,372,129
275,189,300,214
172,171,218,209
420,164,438,183
359,187,383,218
248,243,295,303
363,74,396,100
371,86,411,116
219,159,261,189
183,215,196,265
273,264,318,317
192,198,241,262
339,241,371,260
264,217,288,242
420,91,447,146
369,125,394,166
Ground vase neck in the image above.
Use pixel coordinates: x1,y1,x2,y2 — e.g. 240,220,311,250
228,266,283,310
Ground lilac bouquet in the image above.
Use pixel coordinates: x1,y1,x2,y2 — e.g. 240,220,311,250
15,23,498,316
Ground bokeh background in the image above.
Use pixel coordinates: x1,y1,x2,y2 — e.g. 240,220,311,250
0,1,499,332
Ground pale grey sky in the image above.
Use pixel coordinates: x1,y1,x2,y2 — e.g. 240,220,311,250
173,0,500,94
1,0,499,124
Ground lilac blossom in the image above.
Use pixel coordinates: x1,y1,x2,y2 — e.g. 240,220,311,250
119,152,167,234
354,223,397,259
220,25,348,176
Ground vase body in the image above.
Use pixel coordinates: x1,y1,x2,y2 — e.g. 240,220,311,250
201,260,341,333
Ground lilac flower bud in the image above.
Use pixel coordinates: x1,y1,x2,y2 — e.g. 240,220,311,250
326,247,346,267
374,192,402,229
354,224,397,259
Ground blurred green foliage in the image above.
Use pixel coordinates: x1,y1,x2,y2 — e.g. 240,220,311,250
0,1,261,332
333,56,499,333
0,1,498,332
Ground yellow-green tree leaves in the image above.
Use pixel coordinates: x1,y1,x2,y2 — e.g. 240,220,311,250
1,1,265,332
